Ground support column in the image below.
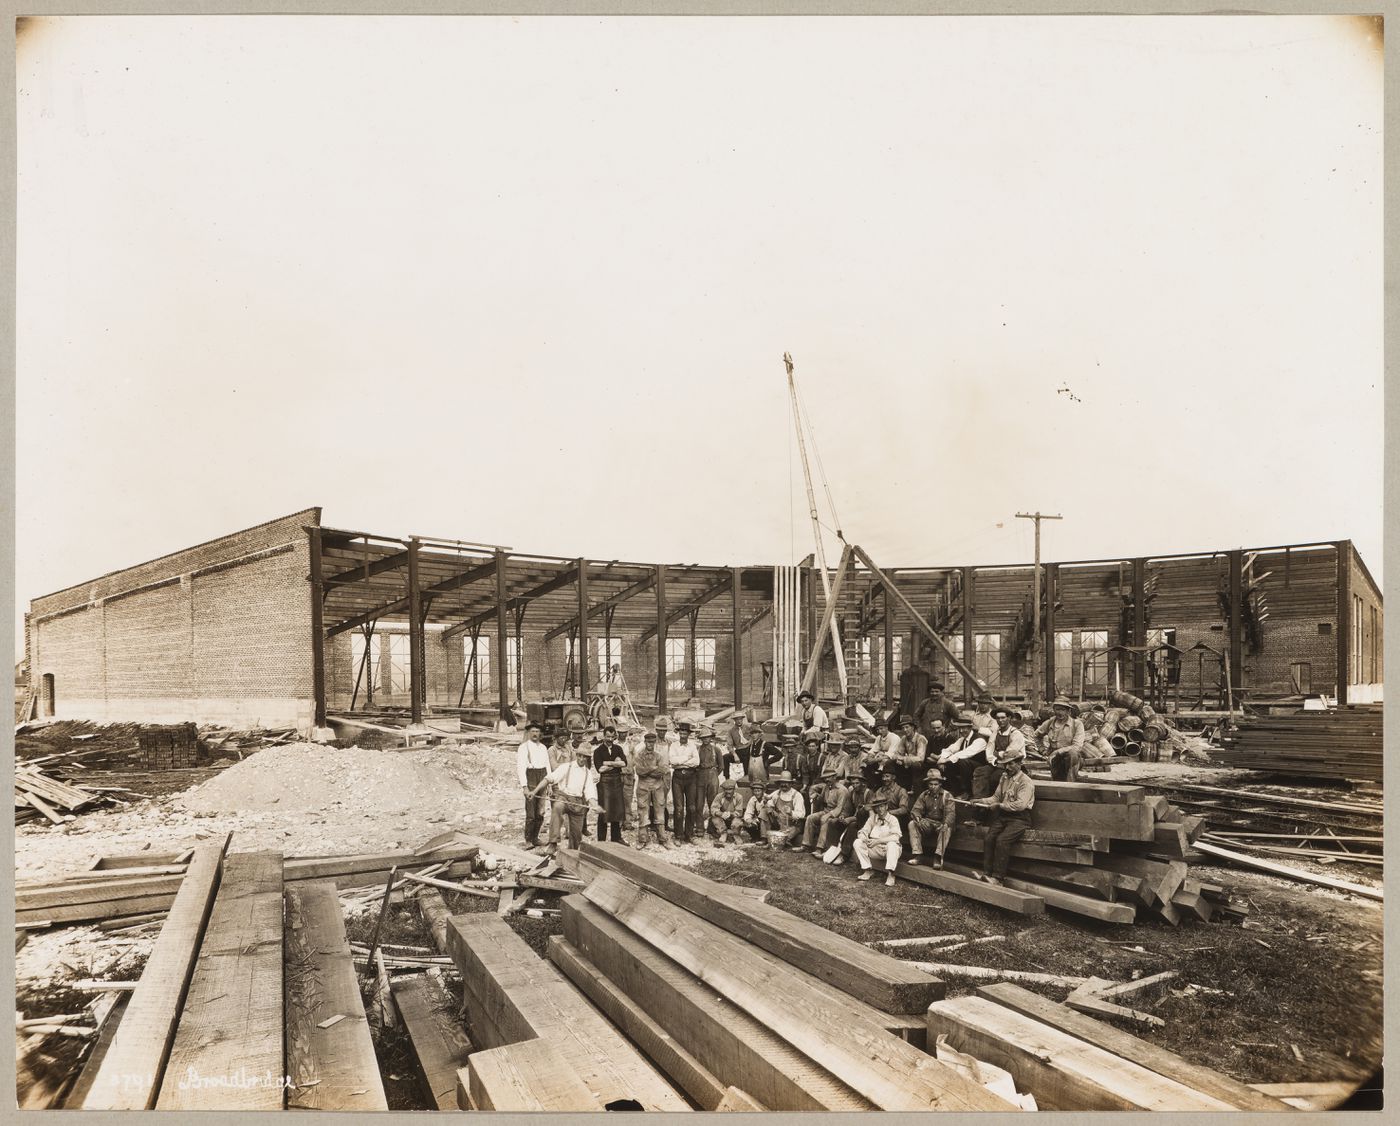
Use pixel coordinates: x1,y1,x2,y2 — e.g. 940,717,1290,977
407,537,424,725
495,550,510,721
308,528,327,727
882,580,895,708
1132,557,1147,695
1336,540,1351,704
731,567,744,710
1227,550,1243,700
1043,563,1058,701
961,566,976,704
576,558,590,702
655,565,668,711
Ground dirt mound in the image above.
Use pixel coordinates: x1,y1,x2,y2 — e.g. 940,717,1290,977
174,742,506,816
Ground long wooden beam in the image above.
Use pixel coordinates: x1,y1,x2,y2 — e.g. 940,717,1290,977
639,575,733,644
851,546,986,694
543,575,656,642
326,558,497,637
442,564,579,640
799,544,853,694
322,548,411,591
731,567,743,709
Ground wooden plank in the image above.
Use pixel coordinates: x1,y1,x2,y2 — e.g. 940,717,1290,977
73,838,228,1110
155,851,284,1109
938,859,1134,921
1030,800,1154,840
580,841,944,1013
582,873,1013,1111
562,896,871,1111
64,994,131,1108
1194,841,1382,901
445,911,690,1110
284,881,388,1110
1150,822,1190,857
928,994,1231,1110
519,872,586,894
894,860,1046,914
392,975,474,1110
417,889,452,953
1005,858,1118,900
465,1039,602,1112
18,873,187,912
1091,853,1187,906
715,1086,765,1111
979,983,1292,1112
18,892,180,928
452,833,544,872
1033,781,1146,804
549,935,729,1109
1065,977,1164,1028
949,829,1096,866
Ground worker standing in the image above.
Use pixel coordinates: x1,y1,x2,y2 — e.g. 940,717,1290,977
915,682,961,742
669,722,702,844
530,742,600,852
593,723,628,843
516,722,552,849
631,732,672,849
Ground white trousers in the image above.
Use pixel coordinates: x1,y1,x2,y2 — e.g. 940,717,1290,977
853,836,902,871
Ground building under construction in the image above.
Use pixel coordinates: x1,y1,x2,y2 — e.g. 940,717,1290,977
23,507,1383,731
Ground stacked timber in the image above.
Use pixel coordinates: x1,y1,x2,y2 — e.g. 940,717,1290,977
908,781,1245,925
15,765,111,826
1216,706,1382,782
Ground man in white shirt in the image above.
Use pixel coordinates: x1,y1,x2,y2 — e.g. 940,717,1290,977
764,772,807,847
854,795,903,886
669,722,702,843
868,715,901,763
516,722,552,848
797,690,830,734
530,742,601,852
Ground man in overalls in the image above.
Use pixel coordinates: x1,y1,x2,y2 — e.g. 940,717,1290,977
631,732,671,849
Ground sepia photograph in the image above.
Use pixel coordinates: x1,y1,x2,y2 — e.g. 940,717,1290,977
12,10,1385,1114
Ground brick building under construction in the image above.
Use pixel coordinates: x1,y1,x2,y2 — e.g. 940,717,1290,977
24,508,1384,731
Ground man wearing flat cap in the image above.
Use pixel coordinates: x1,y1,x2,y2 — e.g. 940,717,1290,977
1038,695,1086,782
631,731,671,848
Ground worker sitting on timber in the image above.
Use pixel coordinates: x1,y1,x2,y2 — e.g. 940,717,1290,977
891,717,929,793
741,781,774,842
907,768,956,868
871,764,910,829
983,705,1028,794
593,723,628,844
937,715,989,798
669,722,702,843
969,756,1036,886
869,714,901,761
853,795,903,886
798,729,825,796
764,771,807,847
915,681,961,743
529,741,601,852
801,766,851,853
631,732,672,849
517,722,552,849
1038,695,1086,782
797,689,830,734
828,771,872,864
709,777,745,846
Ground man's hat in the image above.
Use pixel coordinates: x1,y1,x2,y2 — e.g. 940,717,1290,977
845,733,864,746
677,721,693,733
776,771,795,784
928,681,945,691
721,777,737,788
642,731,657,740
991,705,1013,719
925,767,944,782
803,730,824,743
900,717,916,728
873,716,888,728
1051,694,1073,709
880,763,897,776
865,795,890,809
797,690,815,703
526,721,541,730
602,723,616,732
655,715,671,727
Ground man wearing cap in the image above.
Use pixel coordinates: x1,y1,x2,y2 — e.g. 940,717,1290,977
741,781,772,842
971,756,1036,886
516,722,553,849
907,768,957,868
709,777,745,845
938,713,993,799
764,772,807,846
829,771,872,863
890,718,929,793
797,729,825,797
853,795,903,887
529,740,601,852
669,721,702,843
726,712,755,787
631,732,671,848
593,724,628,844
796,689,830,735
869,715,901,762
871,764,910,821
697,727,722,822
983,705,1029,794
802,766,851,853
915,681,961,743
1038,695,1086,782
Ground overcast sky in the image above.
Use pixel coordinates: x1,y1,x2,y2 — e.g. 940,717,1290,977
15,14,1383,646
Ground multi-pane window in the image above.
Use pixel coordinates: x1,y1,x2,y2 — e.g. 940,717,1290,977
387,634,410,696
595,638,623,675
944,635,965,695
974,633,1001,688
665,638,686,692
1353,595,1364,682
694,637,717,691
1082,629,1109,688
506,637,521,699
1054,630,1075,692
350,633,382,698
463,635,490,693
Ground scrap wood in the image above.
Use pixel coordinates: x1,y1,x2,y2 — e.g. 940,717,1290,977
1194,841,1382,901
399,869,497,900
911,963,1089,989
870,934,967,949
1065,977,1165,1029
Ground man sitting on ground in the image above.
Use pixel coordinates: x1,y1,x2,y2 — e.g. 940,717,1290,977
853,795,903,887
907,767,956,868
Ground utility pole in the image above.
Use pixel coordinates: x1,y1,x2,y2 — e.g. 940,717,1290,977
1016,511,1062,710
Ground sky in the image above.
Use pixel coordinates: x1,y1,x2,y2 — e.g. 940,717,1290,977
14,14,1384,649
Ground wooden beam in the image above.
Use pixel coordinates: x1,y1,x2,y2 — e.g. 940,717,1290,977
978,984,1290,1111
1335,539,1350,704
961,566,976,703
655,564,668,711
543,574,657,642
893,860,1046,914
156,851,284,1110
392,975,474,1110
1030,800,1154,840
325,557,496,637
581,872,1012,1111
1132,556,1148,692
308,527,327,727
407,538,425,725
441,564,580,640
284,881,388,1110
577,558,590,701
549,935,730,1110
1228,547,1244,696
731,567,744,708
639,574,733,644
1194,840,1382,901
74,838,229,1110
883,580,895,708
927,995,1231,1111
852,546,986,695
579,842,942,1014
1043,562,1058,699
799,545,853,694
561,895,870,1111
322,547,410,590
495,551,510,720
464,1038,602,1112
445,912,689,1110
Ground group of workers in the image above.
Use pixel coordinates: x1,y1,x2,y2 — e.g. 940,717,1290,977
515,679,1100,889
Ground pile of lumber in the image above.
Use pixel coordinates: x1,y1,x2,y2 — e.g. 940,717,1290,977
14,764,113,826
891,781,1246,925
441,840,1023,1112
17,842,481,931
1216,706,1383,782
